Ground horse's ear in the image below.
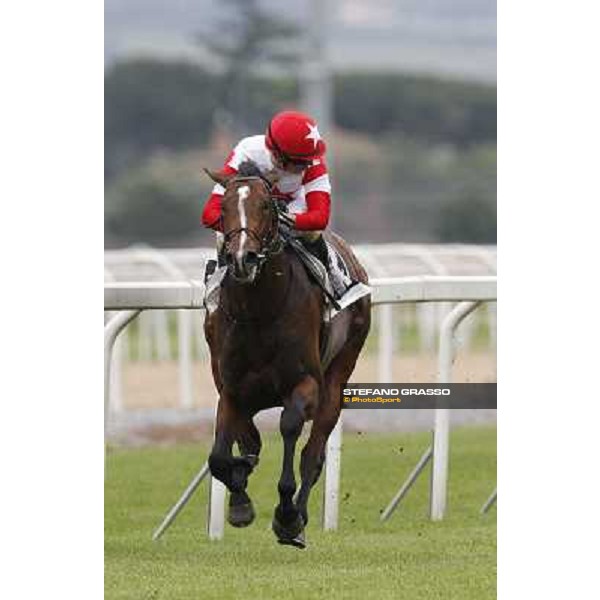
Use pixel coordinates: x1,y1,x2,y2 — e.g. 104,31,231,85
264,169,280,188
203,168,233,187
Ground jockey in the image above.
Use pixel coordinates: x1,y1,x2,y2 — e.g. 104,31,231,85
201,110,366,306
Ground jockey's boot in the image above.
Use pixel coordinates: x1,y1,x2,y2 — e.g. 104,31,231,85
301,234,329,266
204,259,217,284
301,234,343,296
302,235,371,310
204,247,227,283
203,245,228,313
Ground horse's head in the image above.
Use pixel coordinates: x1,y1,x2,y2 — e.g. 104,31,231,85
205,161,281,283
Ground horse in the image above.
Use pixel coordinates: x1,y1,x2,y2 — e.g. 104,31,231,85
203,161,371,548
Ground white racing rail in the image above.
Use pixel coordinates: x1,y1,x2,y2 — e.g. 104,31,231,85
105,244,497,407
104,275,496,309
104,275,497,540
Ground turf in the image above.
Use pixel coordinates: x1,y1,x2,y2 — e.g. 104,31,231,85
105,426,496,599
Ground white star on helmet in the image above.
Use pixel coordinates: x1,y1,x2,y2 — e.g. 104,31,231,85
305,123,321,149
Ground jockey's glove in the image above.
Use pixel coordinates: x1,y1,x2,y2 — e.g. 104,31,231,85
278,212,296,231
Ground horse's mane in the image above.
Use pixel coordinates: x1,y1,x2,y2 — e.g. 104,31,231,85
237,160,263,178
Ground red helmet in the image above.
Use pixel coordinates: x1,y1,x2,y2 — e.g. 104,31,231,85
265,110,327,161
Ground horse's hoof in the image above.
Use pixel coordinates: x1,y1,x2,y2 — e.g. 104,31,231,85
228,501,255,527
276,529,306,549
272,512,305,548
228,492,255,528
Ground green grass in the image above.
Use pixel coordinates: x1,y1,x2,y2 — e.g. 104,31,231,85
105,426,496,599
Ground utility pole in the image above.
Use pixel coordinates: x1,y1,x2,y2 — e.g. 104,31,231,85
302,0,333,133
301,0,335,222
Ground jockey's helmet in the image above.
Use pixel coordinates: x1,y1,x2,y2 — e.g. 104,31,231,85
265,110,327,165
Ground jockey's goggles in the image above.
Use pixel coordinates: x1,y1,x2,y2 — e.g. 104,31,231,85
278,153,312,168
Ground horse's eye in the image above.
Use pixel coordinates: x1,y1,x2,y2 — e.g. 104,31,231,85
262,203,270,211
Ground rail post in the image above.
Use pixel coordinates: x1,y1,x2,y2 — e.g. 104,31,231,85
430,300,480,520
207,401,226,540
104,310,141,436
322,417,342,530
481,487,497,514
378,304,395,382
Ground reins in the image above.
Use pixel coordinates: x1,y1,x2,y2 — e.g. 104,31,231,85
219,173,295,324
222,175,284,263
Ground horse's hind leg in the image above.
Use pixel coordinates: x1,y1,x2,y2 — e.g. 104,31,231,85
228,417,262,528
295,387,340,527
296,316,369,526
272,375,318,548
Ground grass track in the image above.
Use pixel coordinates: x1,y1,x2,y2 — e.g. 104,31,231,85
105,426,496,599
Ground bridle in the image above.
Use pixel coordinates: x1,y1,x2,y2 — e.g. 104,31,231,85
221,175,285,270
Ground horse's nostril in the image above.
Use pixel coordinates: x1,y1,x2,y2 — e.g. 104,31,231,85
245,251,259,267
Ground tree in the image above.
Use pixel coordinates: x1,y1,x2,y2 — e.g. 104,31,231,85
195,0,302,135
333,72,496,147
105,151,211,246
436,194,497,244
104,60,219,179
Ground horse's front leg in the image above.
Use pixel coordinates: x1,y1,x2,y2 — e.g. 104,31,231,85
227,416,262,528
208,394,258,503
272,375,318,549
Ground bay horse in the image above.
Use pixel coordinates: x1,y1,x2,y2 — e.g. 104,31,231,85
203,161,371,548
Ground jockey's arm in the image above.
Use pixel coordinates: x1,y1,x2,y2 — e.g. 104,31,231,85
201,164,238,231
294,158,332,231
201,193,223,231
294,191,331,230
